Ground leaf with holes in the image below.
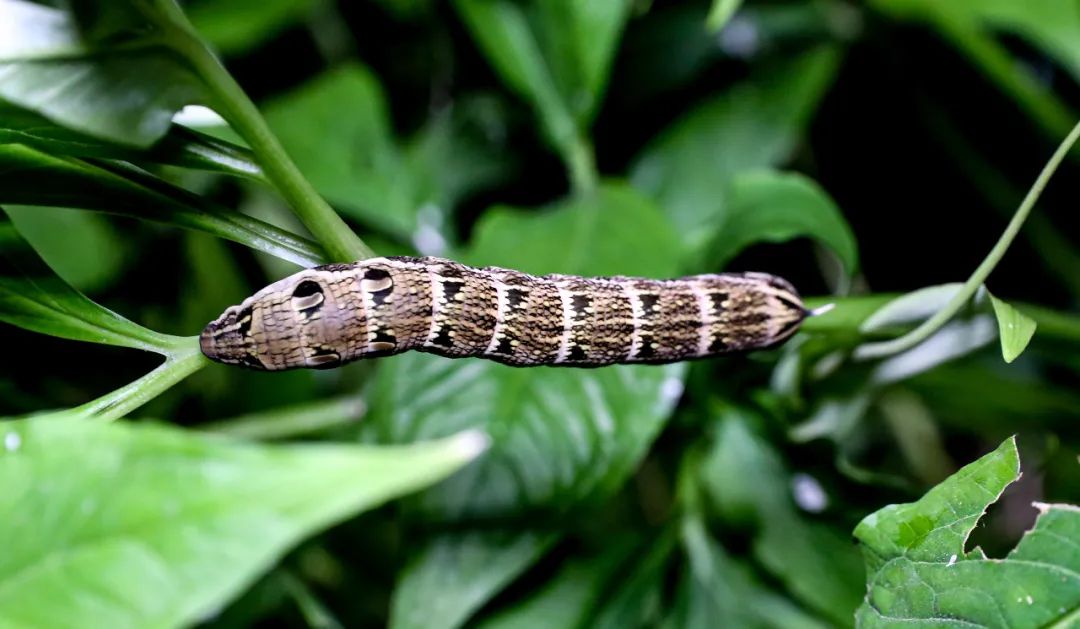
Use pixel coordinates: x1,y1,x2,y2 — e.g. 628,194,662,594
855,437,1080,627
0,417,487,628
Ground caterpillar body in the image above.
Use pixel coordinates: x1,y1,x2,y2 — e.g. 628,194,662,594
200,256,808,371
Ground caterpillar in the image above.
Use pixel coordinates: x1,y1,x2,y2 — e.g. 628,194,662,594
200,256,809,371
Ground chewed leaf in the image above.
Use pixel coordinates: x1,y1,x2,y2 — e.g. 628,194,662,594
854,437,1080,627
989,292,1038,363
0,417,487,628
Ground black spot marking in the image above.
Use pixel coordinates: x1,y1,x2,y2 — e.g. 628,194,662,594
570,294,591,319
293,280,322,299
709,292,728,317
442,280,464,302
371,330,397,345
777,295,803,313
495,337,514,355
240,354,265,369
236,306,253,337
637,336,656,359
568,345,588,361
431,325,454,348
774,317,802,340
364,267,391,282
708,336,729,353
638,293,659,313
506,288,528,309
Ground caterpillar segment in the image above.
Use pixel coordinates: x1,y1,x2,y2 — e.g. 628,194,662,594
200,256,808,371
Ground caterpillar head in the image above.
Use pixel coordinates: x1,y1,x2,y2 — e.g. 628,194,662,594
200,264,368,371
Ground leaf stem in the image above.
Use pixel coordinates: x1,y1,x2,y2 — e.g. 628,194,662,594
565,135,598,197
201,395,367,440
855,119,1080,360
66,341,208,422
163,20,373,262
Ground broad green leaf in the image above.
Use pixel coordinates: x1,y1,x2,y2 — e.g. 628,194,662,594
391,530,557,629
466,182,682,277
0,102,261,179
366,353,685,519
0,210,174,353
710,171,859,275
476,541,635,629
855,437,1080,627
631,47,840,254
669,516,829,629
706,0,743,31
0,0,206,146
263,64,420,239
988,292,1037,363
699,411,863,624
590,532,676,629
453,0,630,147
0,417,487,628
4,205,124,293
187,0,316,55
0,144,323,266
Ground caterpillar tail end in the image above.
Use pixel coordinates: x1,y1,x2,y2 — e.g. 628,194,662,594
804,303,835,318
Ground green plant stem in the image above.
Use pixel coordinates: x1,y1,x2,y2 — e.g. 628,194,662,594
855,119,1080,360
202,395,367,440
68,342,208,422
162,18,372,262
565,136,598,196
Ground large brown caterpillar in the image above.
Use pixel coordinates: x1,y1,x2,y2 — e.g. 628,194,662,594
200,256,808,371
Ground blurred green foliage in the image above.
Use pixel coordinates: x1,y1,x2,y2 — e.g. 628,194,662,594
0,0,1078,627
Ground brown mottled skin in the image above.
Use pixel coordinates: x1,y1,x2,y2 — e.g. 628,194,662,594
200,256,807,371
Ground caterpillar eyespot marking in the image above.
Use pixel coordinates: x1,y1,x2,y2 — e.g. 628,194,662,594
200,256,809,371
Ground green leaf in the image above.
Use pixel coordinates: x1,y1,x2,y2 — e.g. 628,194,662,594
669,516,830,629
0,0,207,147
453,0,630,140
476,541,636,629
391,530,557,629
698,411,863,624
466,182,682,278
706,0,743,31
855,437,1080,627
590,532,676,629
0,144,323,266
0,417,487,628
366,353,685,519
4,205,125,293
0,102,261,179
187,0,316,56
0,210,175,353
988,292,1037,363
631,47,840,254
262,64,419,239
264,71,513,246
710,170,859,275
